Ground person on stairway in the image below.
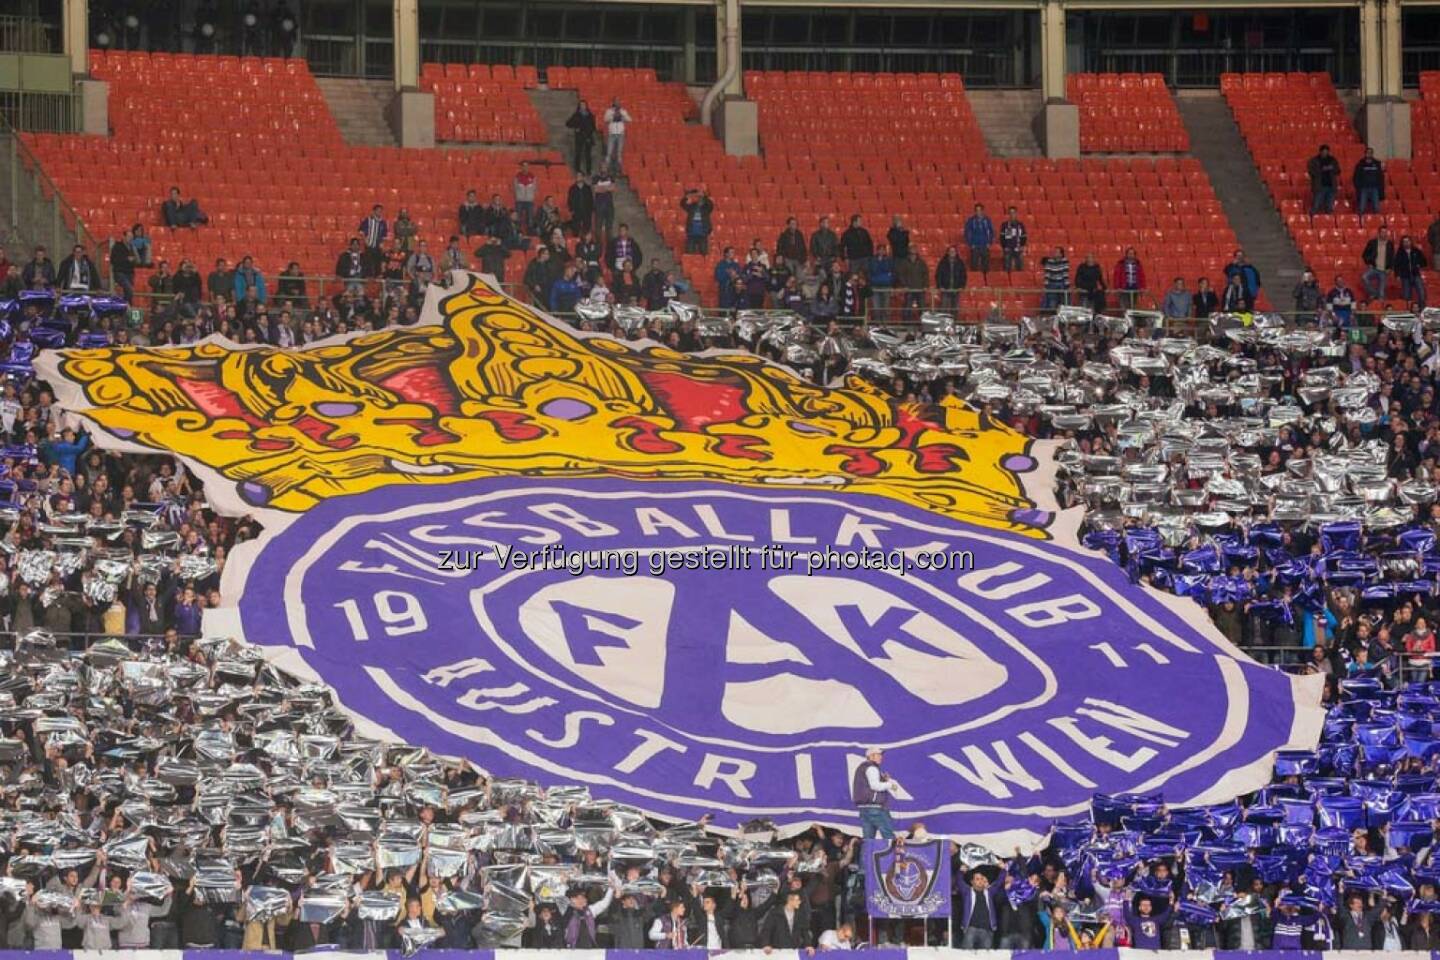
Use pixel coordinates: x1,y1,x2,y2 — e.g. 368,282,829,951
566,100,598,175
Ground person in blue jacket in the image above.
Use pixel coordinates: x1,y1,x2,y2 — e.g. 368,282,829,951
964,203,995,279
232,255,267,303
1222,250,1262,311
42,427,89,475
715,247,742,310
868,244,896,321
549,263,584,314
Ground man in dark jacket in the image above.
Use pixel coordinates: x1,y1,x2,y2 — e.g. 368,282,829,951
1337,892,1385,949
605,893,648,949
727,889,763,948
1353,146,1385,215
681,188,714,255
809,216,839,269
525,903,565,949
567,174,594,237
1308,145,1341,215
207,257,233,301
605,224,643,275
110,233,137,301
173,259,203,304
1397,234,1428,307
22,245,55,289
691,893,732,949
1000,206,1027,274
936,245,967,311
998,878,1041,949
523,246,556,306
895,249,929,322
1074,253,1106,312
955,872,999,948
162,186,208,228
840,214,874,276
777,217,807,272
887,214,911,261
457,189,485,237
565,100,597,174
759,890,810,949
335,240,365,293
1293,268,1323,316
1362,225,1397,301
56,244,99,291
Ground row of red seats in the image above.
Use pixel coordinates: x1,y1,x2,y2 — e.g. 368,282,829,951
1222,71,1404,280
26,53,571,277
600,68,1241,305
1067,73,1189,153
420,64,546,144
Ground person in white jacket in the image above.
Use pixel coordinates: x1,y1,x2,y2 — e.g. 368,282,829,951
78,902,120,950
602,99,632,174
113,884,171,950
24,895,76,949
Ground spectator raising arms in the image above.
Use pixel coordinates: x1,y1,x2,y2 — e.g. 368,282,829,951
603,98,632,173
1308,144,1341,215
681,187,714,255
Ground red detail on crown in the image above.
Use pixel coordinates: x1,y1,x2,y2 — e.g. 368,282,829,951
475,411,546,442
711,434,770,462
378,365,462,417
640,371,748,431
613,415,684,454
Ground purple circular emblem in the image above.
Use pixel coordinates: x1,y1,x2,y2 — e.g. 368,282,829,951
237,478,1312,837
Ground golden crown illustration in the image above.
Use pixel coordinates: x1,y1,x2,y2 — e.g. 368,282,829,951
44,276,1047,535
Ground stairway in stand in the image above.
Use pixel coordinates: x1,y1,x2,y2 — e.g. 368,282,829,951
1177,91,1305,301
316,77,400,147
527,88,686,281
969,90,1044,157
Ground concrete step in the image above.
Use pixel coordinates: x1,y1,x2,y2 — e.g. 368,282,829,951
526,88,688,284
1177,92,1306,297
969,90,1043,158
316,77,399,147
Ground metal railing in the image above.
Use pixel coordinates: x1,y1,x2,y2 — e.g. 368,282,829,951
1245,643,1439,684
0,14,57,54
0,115,96,264
104,272,1356,341
0,90,78,135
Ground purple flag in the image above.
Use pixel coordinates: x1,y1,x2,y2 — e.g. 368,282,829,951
864,839,951,918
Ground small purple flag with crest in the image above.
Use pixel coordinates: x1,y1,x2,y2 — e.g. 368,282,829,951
864,839,951,918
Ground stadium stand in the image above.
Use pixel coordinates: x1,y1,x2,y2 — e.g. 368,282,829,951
570,68,1244,309
1412,71,1440,162
20,51,568,291
1225,71,1433,304
419,60,546,144
1067,73,1190,153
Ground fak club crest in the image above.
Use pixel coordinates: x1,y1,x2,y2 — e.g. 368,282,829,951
38,274,1324,842
867,839,949,918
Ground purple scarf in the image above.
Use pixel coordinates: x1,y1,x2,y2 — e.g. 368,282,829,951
564,907,596,948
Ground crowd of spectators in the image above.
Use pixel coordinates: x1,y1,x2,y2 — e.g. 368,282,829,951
12,188,1440,953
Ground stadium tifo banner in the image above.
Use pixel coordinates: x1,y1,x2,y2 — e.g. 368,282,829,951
864,839,951,918
38,274,1323,845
